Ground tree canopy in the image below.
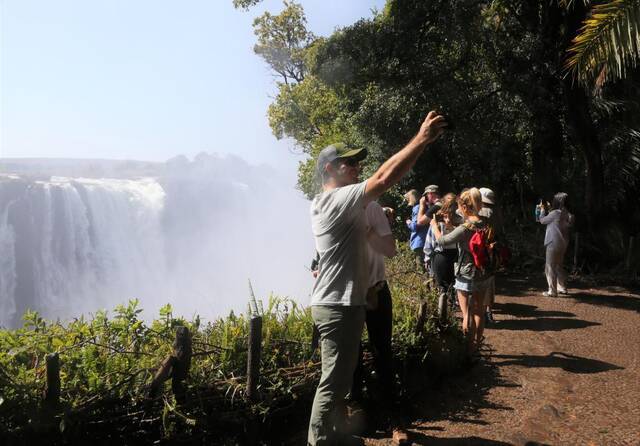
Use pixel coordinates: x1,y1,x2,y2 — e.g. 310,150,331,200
241,0,640,263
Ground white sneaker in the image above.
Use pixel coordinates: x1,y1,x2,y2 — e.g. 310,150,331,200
558,289,569,295
543,291,557,297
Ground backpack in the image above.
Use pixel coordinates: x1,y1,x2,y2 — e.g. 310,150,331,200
465,222,512,274
467,224,495,273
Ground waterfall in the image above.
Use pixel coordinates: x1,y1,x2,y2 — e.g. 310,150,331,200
0,176,167,327
0,155,313,328
0,201,17,323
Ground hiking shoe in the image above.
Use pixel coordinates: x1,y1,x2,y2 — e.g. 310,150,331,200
542,291,557,297
485,309,495,325
392,428,410,446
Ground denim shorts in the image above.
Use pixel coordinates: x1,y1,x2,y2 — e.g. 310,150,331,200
454,277,474,292
454,275,493,294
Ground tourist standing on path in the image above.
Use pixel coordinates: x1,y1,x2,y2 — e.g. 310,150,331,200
353,201,396,404
478,187,502,324
417,184,442,226
313,201,406,442
352,200,408,444
430,188,490,356
539,192,574,297
404,189,427,271
423,193,460,297
308,112,446,445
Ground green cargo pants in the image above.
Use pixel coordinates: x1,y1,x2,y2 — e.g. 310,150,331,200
307,305,366,445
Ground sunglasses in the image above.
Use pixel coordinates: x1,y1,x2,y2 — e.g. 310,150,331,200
340,157,360,167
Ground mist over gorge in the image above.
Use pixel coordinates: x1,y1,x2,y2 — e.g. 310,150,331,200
0,154,313,328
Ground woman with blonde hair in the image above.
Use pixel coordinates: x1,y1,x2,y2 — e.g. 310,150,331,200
430,187,490,357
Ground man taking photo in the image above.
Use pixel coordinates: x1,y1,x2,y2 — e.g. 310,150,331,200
308,111,446,445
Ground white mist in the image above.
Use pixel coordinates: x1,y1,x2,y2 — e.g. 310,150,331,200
0,154,314,327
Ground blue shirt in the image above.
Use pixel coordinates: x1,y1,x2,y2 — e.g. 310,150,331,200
406,204,427,250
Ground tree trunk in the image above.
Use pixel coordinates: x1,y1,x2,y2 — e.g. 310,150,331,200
562,3,605,231
563,80,605,224
530,92,565,199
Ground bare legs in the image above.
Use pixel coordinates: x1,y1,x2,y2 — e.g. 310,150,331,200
456,290,470,336
470,290,485,352
457,289,485,354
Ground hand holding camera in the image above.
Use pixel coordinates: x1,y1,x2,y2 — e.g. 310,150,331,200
535,199,550,221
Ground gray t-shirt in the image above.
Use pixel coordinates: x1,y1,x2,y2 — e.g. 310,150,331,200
310,181,369,306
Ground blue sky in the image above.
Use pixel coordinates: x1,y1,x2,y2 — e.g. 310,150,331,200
0,0,386,175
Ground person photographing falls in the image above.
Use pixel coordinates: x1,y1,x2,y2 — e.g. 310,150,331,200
307,111,447,445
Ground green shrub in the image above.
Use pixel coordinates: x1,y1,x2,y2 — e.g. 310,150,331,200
0,244,464,443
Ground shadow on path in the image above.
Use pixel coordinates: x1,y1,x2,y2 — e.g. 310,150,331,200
492,352,623,374
569,291,640,313
404,353,516,439
491,297,600,332
489,318,600,332
493,301,575,318
408,431,512,445
496,275,545,297
497,274,640,314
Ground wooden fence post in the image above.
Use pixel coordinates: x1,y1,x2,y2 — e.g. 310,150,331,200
171,326,192,404
149,326,191,402
246,315,262,402
626,236,635,272
44,353,60,408
149,356,175,398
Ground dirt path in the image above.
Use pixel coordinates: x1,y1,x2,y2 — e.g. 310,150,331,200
366,275,640,446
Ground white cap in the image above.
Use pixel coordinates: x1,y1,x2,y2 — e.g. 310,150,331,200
479,187,495,205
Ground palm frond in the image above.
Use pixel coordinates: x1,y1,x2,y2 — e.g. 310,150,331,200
603,128,640,211
565,0,640,89
558,0,591,9
591,96,639,118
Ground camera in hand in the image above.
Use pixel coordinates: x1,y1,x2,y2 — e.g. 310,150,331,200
443,116,455,131
436,107,455,131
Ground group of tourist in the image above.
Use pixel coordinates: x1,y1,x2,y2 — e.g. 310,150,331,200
305,110,574,445
406,185,502,355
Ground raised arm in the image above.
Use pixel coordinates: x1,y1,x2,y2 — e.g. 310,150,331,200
416,196,430,226
538,209,556,225
431,218,466,246
364,112,445,202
